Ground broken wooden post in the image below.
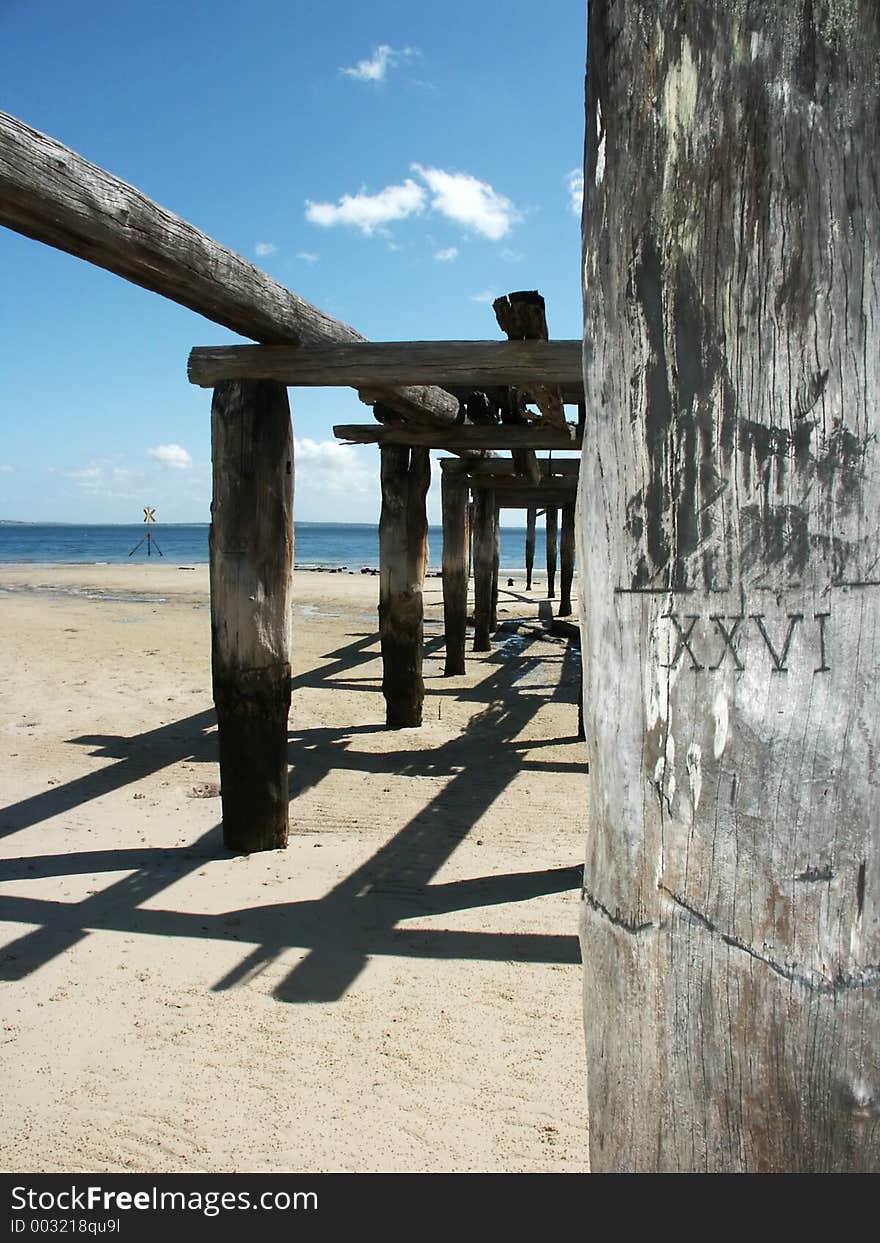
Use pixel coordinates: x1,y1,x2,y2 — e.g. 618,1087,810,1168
580,0,880,1171
441,462,470,676
559,502,575,616
379,445,430,727
473,487,496,651
210,379,294,853
545,506,558,600
525,507,537,590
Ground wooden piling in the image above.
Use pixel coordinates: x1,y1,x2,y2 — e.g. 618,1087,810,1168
379,445,430,727
545,506,558,600
490,499,500,631
441,464,470,676
209,379,294,853
580,0,880,1171
525,507,536,591
559,501,575,616
473,488,496,651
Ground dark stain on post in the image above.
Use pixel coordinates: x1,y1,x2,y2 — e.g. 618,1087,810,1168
633,232,672,583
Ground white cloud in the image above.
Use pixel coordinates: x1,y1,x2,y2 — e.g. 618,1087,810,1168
254,241,277,257
0,464,14,473
469,289,498,304
305,166,520,243
296,251,320,263
305,179,426,236
56,458,141,500
566,169,584,216
294,438,371,494
433,246,458,262
148,443,192,471
412,164,519,240
62,462,102,481
340,44,415,83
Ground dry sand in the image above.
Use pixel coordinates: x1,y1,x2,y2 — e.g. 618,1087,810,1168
0,561,588,1173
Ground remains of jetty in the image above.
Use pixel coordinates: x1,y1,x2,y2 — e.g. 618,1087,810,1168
0,110,580,853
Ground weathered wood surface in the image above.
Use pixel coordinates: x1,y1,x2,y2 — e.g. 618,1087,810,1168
468,458,580,478
0,111,457,427
494,488,577,509
545,507,558,600
525,507,537,591
559,502,576,617
493,291,567,426
472,489,496,651
579,0,880,1171
441,466,470,676
490,361,542,485
334,423,582,450
189,339,583,391
210,380,294,853
469,476,578,499
379,446,430,727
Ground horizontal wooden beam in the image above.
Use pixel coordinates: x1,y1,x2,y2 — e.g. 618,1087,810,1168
471,475,578,493
0,111,458,427
187,340,583,390
495,487,578,508
336,423,582,450
467,458,581,478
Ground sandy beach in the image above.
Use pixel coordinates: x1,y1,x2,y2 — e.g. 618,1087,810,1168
0,561,588,1173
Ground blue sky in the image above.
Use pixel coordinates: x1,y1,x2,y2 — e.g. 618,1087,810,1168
0,0,586,525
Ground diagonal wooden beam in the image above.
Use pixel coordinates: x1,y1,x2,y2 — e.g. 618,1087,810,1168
0,110,458,427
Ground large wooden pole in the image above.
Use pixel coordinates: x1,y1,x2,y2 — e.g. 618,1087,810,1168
525,507,537,591
441,465,470,676
472,488,496,651
580,0,880,1171
545,506,558,600
379,446,430,727
559,502,575,616
210,380,293,853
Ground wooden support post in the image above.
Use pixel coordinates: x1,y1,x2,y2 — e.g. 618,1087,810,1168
559,501,575,616
580,0,880,1171
379,445,430,728
525,506,537,590
467,500,474,580
545,506,558,600
473,488,496,651
490,498,500,632
210,379,294,853
441,466,470,676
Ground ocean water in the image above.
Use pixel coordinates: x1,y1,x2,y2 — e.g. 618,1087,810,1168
0,521,548,571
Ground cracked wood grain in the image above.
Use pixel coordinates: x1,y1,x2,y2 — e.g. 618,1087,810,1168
578,0,880,1172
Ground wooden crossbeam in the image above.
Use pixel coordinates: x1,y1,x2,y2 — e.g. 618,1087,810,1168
336,423,582,450
467,458,580,478
495,488,577,508
471,477,577,495
188,340,583,391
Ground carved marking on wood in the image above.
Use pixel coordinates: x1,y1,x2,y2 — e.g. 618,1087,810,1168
655,610,832,673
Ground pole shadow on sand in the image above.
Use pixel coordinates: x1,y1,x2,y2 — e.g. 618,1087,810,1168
0,621,585,1002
